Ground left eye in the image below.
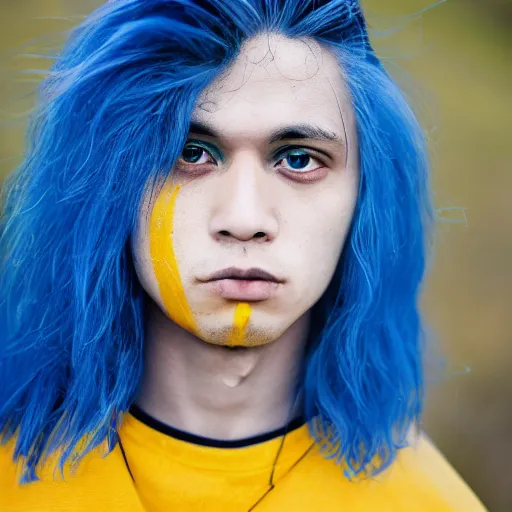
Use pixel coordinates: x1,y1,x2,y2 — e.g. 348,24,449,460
275,149,321,173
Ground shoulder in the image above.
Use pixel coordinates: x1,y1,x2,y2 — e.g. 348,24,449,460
385,432,488,511
281,432,488,512
0,436,141,512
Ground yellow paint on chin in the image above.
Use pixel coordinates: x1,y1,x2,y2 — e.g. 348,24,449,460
149,182,199,335
229,302,252,346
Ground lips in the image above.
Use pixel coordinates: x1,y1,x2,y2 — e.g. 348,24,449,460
200,267,283,301
205,267,281,283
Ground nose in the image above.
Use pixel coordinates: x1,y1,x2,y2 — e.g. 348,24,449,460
209,156,279,244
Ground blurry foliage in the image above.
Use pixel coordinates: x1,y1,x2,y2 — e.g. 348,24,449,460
1,1,511,510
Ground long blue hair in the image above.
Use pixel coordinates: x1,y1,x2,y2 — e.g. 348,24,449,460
0,0,433,482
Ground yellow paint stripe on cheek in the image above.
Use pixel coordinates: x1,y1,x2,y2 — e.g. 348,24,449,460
149,183,199,335
229,302,252,346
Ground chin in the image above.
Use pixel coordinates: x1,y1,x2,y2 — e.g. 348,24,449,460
196,321,283,348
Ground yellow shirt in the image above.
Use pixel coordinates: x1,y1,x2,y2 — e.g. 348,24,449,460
0,408,487,511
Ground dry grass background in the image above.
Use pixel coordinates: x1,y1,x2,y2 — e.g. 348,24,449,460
1,1,510,510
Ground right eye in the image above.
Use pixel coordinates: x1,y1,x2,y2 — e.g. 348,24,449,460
178,144,215,165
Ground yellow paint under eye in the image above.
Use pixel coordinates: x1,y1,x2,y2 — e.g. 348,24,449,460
149,182,199,335
229,302,252,346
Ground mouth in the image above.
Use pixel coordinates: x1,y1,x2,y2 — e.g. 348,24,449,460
200,267,283,301
205,267,282,283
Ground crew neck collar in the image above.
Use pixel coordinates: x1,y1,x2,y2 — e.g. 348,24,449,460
129,404,307,449
121,405,317,473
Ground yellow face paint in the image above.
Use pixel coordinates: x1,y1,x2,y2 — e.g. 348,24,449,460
149,182,199,335
149,181,253,346
229,302,252,346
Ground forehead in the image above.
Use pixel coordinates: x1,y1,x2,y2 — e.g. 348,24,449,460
194,33,350,140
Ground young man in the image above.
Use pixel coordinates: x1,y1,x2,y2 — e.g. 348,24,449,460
0,0,487,510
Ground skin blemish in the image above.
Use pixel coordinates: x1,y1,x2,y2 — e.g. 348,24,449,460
149,182,199,336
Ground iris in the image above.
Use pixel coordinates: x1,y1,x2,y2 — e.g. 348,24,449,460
286,151,310,170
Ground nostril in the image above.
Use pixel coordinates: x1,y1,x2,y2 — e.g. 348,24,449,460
214,230,269,242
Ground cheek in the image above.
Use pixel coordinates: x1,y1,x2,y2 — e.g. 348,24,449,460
294,186,357,296
302,225,345,290
143,183,200,335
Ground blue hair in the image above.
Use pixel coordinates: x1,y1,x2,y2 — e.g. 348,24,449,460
0,0,433,482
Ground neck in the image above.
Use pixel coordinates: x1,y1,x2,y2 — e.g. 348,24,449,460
136,304,309,440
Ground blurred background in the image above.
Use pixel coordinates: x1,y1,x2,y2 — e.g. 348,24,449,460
0,0,510,510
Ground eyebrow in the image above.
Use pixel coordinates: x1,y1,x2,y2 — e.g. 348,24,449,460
187,121,342,145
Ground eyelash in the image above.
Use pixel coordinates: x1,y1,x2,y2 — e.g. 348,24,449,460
175,142,328,181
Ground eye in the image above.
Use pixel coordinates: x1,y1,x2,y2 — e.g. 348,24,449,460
274,146,327,174
273,146,329,183
178,143,215,166
277,149,319,172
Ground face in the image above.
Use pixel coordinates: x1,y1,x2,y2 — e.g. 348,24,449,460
133,33,359,347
